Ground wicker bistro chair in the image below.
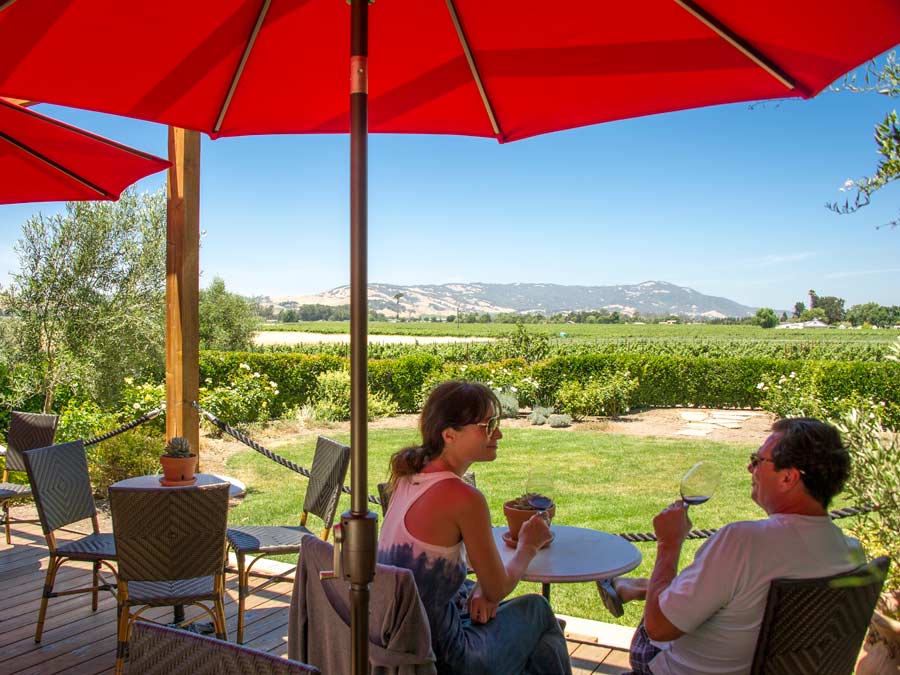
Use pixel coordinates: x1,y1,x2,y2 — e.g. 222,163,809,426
226,435,350,644
21,440,117,643
126,621,320,675
750,555,890,675
0,411,59,544
109,482,231,675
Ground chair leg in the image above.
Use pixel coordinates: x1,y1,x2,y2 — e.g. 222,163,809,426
3,500,10,545
115,592,130,675
92,561,100,611
35,555,61,643
214,581,228,641
236,551,247,644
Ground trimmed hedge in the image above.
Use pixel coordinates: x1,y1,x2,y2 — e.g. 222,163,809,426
195,350,900,423
200,351,344,417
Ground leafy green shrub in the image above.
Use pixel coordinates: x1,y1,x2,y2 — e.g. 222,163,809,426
118,377,166,431
368,354,443,411
57,398,118,443
834,402,900,592
200,351,344,417
756,370,822,419
199,362,280,429
415,359,532,409
86,428,163,498
548,413,572,428
312,370,398,422
556,371,638,419
494,389,519,418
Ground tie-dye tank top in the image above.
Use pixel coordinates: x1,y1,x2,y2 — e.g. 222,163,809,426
377,471,470,666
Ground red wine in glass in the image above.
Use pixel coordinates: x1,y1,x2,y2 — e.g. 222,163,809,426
680,461,721,508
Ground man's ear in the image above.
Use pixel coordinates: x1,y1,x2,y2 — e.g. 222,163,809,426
780,467,804,491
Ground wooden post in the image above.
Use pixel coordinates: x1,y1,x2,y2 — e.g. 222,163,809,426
165,127,201,464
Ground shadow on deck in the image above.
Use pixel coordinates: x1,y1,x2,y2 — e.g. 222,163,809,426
1,517,631,674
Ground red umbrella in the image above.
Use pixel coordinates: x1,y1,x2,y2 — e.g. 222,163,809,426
0,98,170,205
0,1,897,140
1,3,897,671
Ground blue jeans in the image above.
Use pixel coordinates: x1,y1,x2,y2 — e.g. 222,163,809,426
440,594,571,675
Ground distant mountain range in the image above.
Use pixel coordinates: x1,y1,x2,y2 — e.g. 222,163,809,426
263,281,758,319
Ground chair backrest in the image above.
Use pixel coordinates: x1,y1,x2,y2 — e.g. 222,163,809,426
301,436,350,527
750,556,890,675
22,440,96,534
4,411,59,472
126,621,320,674
109,483,229,583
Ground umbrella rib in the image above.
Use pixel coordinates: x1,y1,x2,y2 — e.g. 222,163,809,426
0,98,166,163
445,0,502,140
0,131,112,198
674,0,796,92
214,0,271,134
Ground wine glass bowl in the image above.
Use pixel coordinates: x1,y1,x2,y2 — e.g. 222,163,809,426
680,461,721,507
524,475,556,513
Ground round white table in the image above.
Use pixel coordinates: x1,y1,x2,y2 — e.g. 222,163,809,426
473,525,643,602
110,472,246,499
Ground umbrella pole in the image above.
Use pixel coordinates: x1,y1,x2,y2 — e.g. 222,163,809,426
347,1,377,674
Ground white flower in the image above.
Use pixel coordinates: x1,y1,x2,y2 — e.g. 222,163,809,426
252,372,260,378
510,386,518,393
124,376,134,385
273,390,279,396
133,403,141,409
270,380,277,388
239,363,250,370
789,372,796,379
205,377,212,384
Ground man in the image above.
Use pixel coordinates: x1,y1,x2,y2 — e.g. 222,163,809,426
598,417,861,675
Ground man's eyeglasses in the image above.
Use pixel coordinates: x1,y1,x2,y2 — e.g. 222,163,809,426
475,415,501,437
749,452,775,470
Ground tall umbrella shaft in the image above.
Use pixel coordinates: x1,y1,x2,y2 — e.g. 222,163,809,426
348,2,375,675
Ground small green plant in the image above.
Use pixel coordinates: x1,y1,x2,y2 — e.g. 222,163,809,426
494,388,519,419
312,369,398,422
163,436,192,458
528,405,553,426
548,413,572,428
556,371,638,419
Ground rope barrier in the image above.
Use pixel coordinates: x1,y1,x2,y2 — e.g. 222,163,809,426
191,402,382,507
617,504,875,543
83,408,163,447
189,403,877,539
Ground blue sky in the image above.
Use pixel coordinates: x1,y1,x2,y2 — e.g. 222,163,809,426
2,61,898,312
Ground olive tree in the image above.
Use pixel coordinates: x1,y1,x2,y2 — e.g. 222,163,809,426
0,188,166,412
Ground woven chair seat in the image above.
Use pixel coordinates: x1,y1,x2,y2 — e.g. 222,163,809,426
126,576,217,606
55,532,116,561
227,525,313,555
0,482,32,499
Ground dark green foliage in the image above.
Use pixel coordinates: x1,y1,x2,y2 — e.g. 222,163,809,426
199,351,344,417
368,354,444,411
199,277,258,351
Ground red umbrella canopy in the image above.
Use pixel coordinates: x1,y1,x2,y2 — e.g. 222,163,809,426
0,98,170,205
0,0,898,142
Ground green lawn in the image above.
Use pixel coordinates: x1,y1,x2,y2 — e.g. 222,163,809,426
224,428,857,625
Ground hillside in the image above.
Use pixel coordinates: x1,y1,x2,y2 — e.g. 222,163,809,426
264,281,758,318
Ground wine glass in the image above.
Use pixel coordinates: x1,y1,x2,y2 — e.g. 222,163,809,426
679,461,721,507
524,475,556,513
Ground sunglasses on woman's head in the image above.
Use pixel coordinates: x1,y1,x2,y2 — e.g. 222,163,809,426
475,415,501,436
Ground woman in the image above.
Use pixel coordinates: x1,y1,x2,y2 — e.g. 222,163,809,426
378,381,572,675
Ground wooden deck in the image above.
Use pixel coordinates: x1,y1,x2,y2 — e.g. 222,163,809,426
1,517,631,674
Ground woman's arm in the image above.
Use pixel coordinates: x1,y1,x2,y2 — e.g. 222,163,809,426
457,485,551,603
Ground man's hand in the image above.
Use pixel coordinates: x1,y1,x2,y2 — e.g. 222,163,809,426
653,501,692,548
467,584,499,624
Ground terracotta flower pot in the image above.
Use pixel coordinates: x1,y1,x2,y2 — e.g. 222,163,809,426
503,500,556,541
159,454,197,485
856,591,900,674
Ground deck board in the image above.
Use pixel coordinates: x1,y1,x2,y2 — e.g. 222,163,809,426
2,515,631,674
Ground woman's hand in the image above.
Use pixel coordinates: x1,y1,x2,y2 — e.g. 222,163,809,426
467,584,499,624
517,511,552,553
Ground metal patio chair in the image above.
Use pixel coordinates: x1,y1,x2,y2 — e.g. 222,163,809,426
225,435,350,644
110,482,231,675
0,411,59,544
21,439,117,643
126,621,320,674
750,556,890,674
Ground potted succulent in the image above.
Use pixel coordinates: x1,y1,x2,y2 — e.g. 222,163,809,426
159,436,197,486
503,492,556,543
